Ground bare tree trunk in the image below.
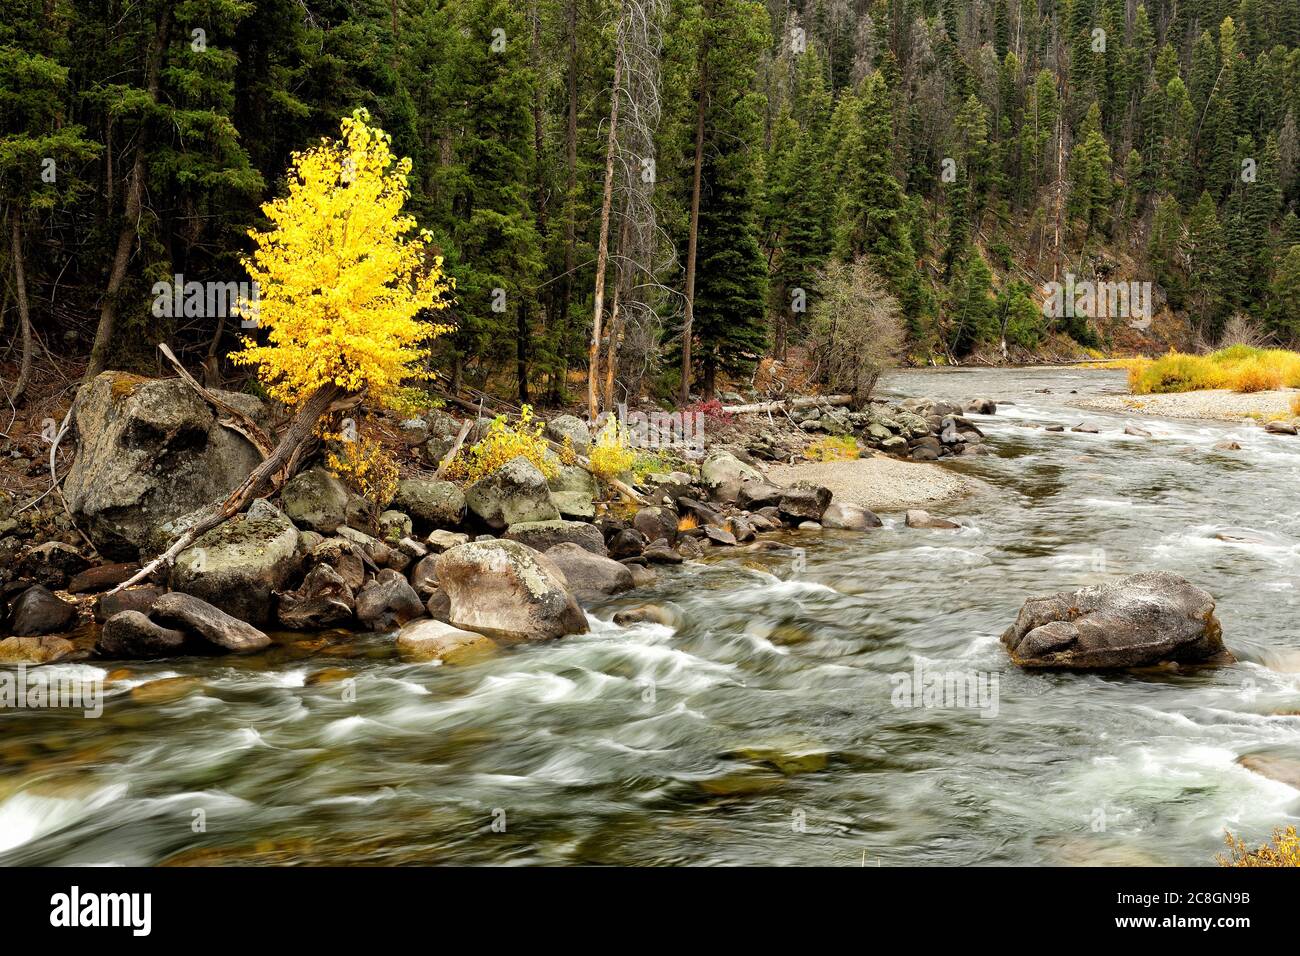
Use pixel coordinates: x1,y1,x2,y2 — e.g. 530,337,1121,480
9,212,33,405
603,218,631,409
679,46,708,407
85,4,171,383
588,11,624,419
549,0,580,406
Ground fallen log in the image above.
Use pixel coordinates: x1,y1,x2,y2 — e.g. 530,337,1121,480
720,393,854,414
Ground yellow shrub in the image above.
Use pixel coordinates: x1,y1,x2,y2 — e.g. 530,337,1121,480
1219,826,1300,867
1129,348,1300,395
805,435,860,462
1291,394,1300,417
1231,363,1282,393
588,417,636,483
326,435,398,507
448,404,557,484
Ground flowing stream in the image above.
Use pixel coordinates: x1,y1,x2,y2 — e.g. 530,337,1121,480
2,367,1298,866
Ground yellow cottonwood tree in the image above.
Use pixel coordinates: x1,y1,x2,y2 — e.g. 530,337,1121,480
116,110,452,593
231,107,452,409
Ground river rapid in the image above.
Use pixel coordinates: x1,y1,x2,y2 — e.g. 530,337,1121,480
2,366,1298,866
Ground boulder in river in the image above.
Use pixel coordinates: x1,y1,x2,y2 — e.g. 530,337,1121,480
543,542,634,603
396,618,498,664
1001,571,1229,670
778,484,832,523
152,591,271,653
355,569,425,631
65,372,268,559
435,539,587,641
905,509,961,530
170,499,301,625
276,563,355,630
98,610,187,658
821,501,882,531
0,635,76,664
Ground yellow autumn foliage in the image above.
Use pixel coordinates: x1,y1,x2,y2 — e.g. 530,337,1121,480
1219,826,1300,867
231,108,453,410
446,405,557,484
326,434,399,508
588,416,636,482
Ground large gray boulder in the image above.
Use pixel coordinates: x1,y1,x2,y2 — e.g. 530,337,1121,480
1001,571,1230,670
392,479,466,529
435,539,587,641
280,467,350,533
97,610,187,658
152,591,271,653
170,499,302,625
355,569,424,631
504,519,607,556
543,543,634,604
65,372,268,559
544,415,592,454
465,457,559,529
701,450,762,489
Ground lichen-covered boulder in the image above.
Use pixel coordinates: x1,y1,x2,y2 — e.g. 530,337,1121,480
65,372,268,559
392,479,466,530
435,539,587,642
280,467,350,533
504,519,607,556
170,499,302,625
465,457,559,530
544,415,592,454
701,450,762,489
1002,571,1230,670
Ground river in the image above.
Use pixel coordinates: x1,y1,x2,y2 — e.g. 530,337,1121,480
2,366,1298,865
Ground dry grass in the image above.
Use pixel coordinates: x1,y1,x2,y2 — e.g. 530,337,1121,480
1122,347,1300,395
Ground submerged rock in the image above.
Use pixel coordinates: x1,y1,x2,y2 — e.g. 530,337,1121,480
396,618,498,664
0,635,76,664
1001,571,1229,670
435,539,587,641
904,509,960,529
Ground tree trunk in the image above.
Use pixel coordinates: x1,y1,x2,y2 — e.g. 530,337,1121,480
9,212,33,405
109,382,346,595
679,43,708,407
85,4,171,383
549,0,580,406
517,299,530,404
588,12,624,419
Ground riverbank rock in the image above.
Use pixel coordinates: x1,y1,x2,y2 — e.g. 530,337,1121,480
9,585,77,635
392,479,466,530
435,539,587,641
280,467,350,533
355,569,424,631
701,450,763,492
0,635,76,664
276,564,355,630
465,457,559,529
1264,420,1298,436
778,484,833,523
504,519,607,556
1001,571,1228,670
396,618,497,664
15,542,89,589
66,372,268,559
68,562,139,594
152,591,271,653
543,543,634,603
98,610,187,657
170,499,301,625
544,415,592,454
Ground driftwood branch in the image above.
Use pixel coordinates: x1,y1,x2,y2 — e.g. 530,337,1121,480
434,421,472,479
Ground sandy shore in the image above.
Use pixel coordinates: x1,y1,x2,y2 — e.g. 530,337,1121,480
1075,388,1298,422
767,455,982,513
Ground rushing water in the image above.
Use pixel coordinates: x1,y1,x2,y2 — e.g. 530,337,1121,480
2,367,1299,866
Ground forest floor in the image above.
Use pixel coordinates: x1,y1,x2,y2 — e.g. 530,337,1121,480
767,456,983,513
1075,388,1299,422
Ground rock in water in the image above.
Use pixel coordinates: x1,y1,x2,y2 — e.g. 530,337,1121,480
276,563,355,630
395,619,497,664
904,509,960,529
65,372,267,559
1001,571,1229,670
0,635,76,664
542,543,634,603
821,501,882,530
170,499,302,625
435,539,587,641
355,569,425,631
98,610,187,658
152,591,271,653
